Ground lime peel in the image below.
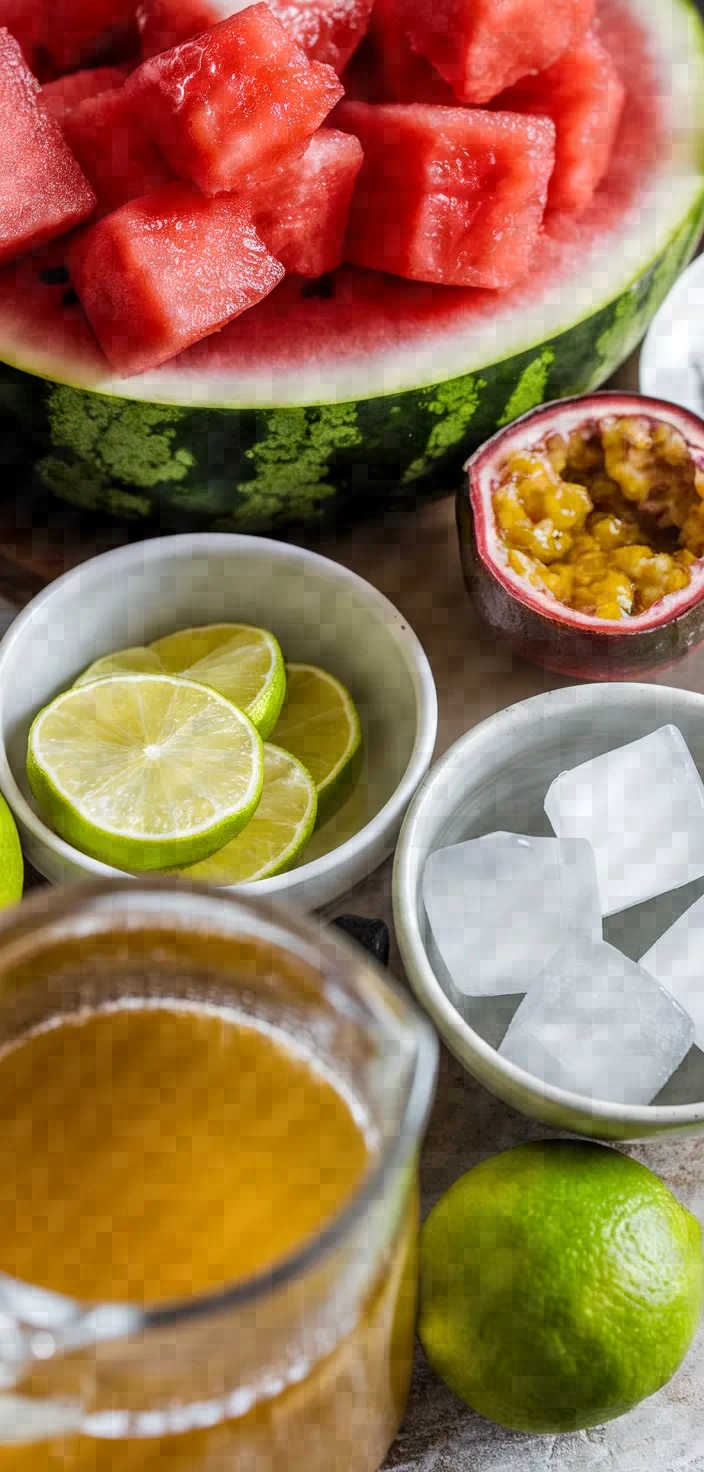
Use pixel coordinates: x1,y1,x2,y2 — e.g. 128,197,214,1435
419,1140,704,1434
0,794,23,907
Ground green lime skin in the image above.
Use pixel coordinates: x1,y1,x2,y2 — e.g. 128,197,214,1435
419,1141,704,1434
0,793,22,907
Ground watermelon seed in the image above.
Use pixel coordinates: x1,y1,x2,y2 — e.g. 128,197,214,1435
63,289,79,308
38,267,70,286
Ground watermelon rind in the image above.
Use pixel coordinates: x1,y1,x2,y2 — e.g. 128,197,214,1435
0,0,702,530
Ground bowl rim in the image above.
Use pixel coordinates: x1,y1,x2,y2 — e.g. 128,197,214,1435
392,680,704,1124
639,249,704,411
0,532,438,893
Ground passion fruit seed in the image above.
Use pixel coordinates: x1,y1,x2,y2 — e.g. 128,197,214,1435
495,415,704,620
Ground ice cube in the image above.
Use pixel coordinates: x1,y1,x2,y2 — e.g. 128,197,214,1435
422,832,601,998
544,725,704,917
498,934,695,1104
640,894,704,1051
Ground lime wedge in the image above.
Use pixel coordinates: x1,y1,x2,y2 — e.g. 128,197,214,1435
27,674,264,872
272,664,362,822
151,625,286,739
180,744,317,884
74,647,164,685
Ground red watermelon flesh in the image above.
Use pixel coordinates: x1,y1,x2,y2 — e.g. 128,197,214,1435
42,66,129,123
249,127,363,276
381,0,596,105
496,29,626,213
70,181,285,376
335,101,556,289
62,87,174,216
137,0,375,74
136,0,234,56
0,28,95,266
344,21,455,103
41,0,137,71
125,6,344,195
0,0,48,72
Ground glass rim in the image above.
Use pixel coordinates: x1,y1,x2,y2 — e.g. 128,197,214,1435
0,878,438,1341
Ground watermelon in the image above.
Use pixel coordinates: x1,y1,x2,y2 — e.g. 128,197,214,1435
250,128,364,277
336,101,556,288
137,0,376,73
379,0,596,104
41,66,130,124
0,0,47,71
349,12,456,103
497,29,626,214
70,183,285,377
125,6,344,196
0,0,700,533
0,28,95,266
62,87,174,216
40,0,137,71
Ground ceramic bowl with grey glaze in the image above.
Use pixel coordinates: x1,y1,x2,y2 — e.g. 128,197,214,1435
393,682,704,1141
0,533,437,910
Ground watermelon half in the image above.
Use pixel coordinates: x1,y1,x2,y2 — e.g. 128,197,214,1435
0,0,702,532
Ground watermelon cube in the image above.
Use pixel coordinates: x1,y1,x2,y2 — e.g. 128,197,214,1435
357,0,455,103
249,127,363,276
496,31,626,213
136,0,223,56
137,0,375,74
62,87,174,216
43,0,137,71
70,181,285,377
0,28,95,266
335,101,555,289
0,0,47,71
126,6,344,195
381,0,596,105
42,66,129,123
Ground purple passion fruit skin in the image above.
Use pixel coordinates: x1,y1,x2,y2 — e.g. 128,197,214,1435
458,393,704,680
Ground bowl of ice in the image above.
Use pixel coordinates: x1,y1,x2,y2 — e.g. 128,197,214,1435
392,683,704,1140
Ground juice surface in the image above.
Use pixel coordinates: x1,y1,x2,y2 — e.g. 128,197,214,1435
0,1002,370,1304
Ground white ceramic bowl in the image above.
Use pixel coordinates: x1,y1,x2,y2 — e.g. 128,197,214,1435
0,533,437,910
639,250,704,414
393,683,704,1141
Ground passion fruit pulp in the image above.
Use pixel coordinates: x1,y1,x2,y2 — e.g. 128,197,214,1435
458,393,704,679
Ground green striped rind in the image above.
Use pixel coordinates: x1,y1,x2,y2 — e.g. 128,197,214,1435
0,196,702,531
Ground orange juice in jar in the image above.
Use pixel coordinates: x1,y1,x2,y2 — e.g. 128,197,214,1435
0,883,436,1470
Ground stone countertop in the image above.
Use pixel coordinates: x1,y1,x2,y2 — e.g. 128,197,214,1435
314,479,704,1472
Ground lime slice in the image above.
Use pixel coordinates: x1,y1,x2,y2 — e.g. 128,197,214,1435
75,626,286,739
272,664,362,822
180,744,317,884
151,625,286,739
0,793,23,907
27,673,264,872
74,647,164,685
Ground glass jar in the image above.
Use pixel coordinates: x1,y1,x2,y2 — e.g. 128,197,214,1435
0,880,437,1470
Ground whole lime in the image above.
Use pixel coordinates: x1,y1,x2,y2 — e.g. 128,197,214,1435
0,793,22,907
418,1141,704,1433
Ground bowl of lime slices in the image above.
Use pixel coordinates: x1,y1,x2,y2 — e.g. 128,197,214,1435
0,534,437,908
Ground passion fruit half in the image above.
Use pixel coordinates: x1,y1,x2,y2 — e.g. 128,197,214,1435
458,392,704,679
